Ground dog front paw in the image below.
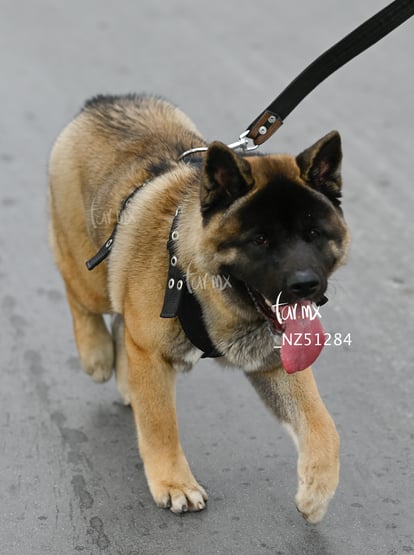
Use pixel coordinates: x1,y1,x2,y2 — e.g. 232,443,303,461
145,459,208,514
141,448,208,514
295,480,336,523
151,481,208,514
295,453,339,523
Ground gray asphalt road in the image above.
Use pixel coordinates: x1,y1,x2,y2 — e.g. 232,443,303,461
1,1,413,554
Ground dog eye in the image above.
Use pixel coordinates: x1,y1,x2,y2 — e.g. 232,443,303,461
252,234,269,247
306,228,321,241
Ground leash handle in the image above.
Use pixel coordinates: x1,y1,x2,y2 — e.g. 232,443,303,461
247,0,414,145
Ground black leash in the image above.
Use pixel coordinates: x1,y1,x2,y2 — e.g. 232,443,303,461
245,0,414,146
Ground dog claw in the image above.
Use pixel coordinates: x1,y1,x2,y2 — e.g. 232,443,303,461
154,485,207,514
157,496,171,509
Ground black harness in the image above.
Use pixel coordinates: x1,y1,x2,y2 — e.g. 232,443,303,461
85,187,221,359
159,207,221,358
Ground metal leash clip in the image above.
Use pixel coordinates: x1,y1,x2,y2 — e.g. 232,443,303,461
178,130,258,161
227,130,259,153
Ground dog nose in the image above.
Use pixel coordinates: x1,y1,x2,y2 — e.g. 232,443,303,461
286,269,323,300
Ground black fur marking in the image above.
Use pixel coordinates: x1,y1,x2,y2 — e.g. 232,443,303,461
201,142,253,219
146,159,174,178
310,177,342,208
82,93,166,111
238,177,338,239
296,131,343,208
217,178,343,304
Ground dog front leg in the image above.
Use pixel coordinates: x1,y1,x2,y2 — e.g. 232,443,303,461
246,367,339,523
124,326,207,514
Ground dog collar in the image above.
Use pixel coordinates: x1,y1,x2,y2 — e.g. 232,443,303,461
160,207,222,359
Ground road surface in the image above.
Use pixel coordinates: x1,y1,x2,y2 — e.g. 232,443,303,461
1,1,413,553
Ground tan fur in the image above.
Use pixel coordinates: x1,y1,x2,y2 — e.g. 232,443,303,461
247,368,340,523
48,95,348,520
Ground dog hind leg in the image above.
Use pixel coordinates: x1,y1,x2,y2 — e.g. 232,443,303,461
246,367,339,523
65,286,114,383
111,314,130,405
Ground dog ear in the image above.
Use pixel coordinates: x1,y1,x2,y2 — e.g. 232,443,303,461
200,141,254,216
296,131,342,206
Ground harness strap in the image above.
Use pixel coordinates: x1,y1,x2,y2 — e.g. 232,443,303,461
85,185,145,270
246,0,414,145
159,207,185,318
160,207,222,358
85,233,116,271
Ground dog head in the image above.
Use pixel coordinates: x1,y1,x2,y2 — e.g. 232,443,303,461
198,131,349,311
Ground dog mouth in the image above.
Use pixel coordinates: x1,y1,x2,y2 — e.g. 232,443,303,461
248,288,285,333
247,287,328,374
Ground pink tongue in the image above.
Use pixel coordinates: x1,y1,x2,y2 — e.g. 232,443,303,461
279,301,325,374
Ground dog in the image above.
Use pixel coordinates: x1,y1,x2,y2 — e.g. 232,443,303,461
48,94,349,522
